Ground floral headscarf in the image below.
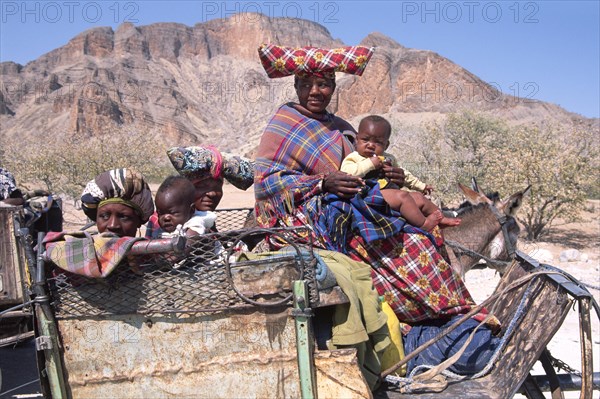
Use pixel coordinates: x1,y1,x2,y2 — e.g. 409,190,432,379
258,44,375,79
0,167,21,200
167,146,254,191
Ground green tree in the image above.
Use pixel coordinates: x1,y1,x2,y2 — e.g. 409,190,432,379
486,124,598,240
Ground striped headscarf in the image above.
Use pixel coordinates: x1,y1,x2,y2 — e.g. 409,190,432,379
81,168,154,223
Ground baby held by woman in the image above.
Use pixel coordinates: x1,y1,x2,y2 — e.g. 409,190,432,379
341,115,460,231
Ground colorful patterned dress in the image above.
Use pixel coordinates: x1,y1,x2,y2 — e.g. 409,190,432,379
255,104,491,326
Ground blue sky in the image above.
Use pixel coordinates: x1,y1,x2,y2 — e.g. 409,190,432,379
1,0,598,118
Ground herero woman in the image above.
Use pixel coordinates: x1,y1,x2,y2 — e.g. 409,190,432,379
254,44,500,377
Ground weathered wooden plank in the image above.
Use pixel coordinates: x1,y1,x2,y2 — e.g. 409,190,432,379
383,260,574,399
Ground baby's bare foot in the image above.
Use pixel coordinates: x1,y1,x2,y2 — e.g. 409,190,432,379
420,210,443,231
439,216,461,228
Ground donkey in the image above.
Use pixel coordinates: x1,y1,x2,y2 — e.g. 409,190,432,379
442,182,531,278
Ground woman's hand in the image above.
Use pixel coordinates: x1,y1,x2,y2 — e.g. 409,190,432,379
322,171,363,199
382,165,405,187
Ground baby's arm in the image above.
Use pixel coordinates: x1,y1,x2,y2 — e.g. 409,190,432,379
185,228,200,238
341,153,382,177
403,169,432,193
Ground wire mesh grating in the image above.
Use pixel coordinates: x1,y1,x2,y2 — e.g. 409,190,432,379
46,209,319,319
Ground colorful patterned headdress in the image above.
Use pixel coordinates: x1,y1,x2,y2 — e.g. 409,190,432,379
81,168,154,223
167,146,255,191
258,44,375,79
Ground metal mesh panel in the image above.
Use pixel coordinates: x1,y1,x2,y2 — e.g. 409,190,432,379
214,207,255,231
47,211,319,319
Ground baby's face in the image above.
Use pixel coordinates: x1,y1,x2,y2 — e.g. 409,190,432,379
355,122,390,158
155,192,194,233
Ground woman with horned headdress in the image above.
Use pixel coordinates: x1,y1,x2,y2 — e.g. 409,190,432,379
254,44,500,379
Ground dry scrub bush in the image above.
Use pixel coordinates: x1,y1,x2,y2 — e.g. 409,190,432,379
2,128,173,204
486,124,598,240
389,111,599,241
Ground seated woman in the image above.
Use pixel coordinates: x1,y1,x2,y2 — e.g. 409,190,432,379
255,44,500,381
44,168,155,278
81,168,154,237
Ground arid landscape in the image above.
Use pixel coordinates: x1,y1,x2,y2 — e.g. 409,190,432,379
3,13,597,397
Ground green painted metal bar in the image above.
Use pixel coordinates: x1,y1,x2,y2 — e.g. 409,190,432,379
292,280,318,399
34,232,68,399
578,297,593,399
35,306,67,399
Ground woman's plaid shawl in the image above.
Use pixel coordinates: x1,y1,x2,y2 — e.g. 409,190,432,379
254,104,494,325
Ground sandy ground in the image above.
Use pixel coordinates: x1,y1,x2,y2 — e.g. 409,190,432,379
60,185,599,397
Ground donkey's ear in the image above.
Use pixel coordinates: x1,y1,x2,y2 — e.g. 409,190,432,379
499,186,529,216
471,177,486,195
458,183,492,205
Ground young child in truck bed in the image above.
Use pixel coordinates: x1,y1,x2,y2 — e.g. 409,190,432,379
154,175,217,238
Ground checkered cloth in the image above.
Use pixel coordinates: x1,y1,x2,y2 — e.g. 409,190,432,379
44,231,145,278
258,44,375,79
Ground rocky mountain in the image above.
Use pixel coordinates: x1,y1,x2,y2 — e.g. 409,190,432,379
1,13,596,157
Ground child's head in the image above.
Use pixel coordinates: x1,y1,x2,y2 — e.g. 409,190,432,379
155,175,196,233
356,115,391,158
190,176,224,212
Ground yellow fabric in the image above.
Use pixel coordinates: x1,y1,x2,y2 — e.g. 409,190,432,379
340,151,378,177
380,301,407,376
320,250,390,391
340,151,427,192
386,153,428,192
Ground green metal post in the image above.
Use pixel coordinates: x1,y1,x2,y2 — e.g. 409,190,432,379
33,232,68,399
292,280,318,399
35,306,68,399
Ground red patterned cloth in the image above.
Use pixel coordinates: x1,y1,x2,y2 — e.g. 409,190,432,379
348,230,476,323
258,44,375,79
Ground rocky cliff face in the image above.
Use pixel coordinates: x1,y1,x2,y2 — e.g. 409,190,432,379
0,13,595,156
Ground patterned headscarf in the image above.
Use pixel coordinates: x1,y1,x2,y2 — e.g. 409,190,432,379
258,44,375,79
0,167,20,200
167,146,255,190
81,168,154,223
